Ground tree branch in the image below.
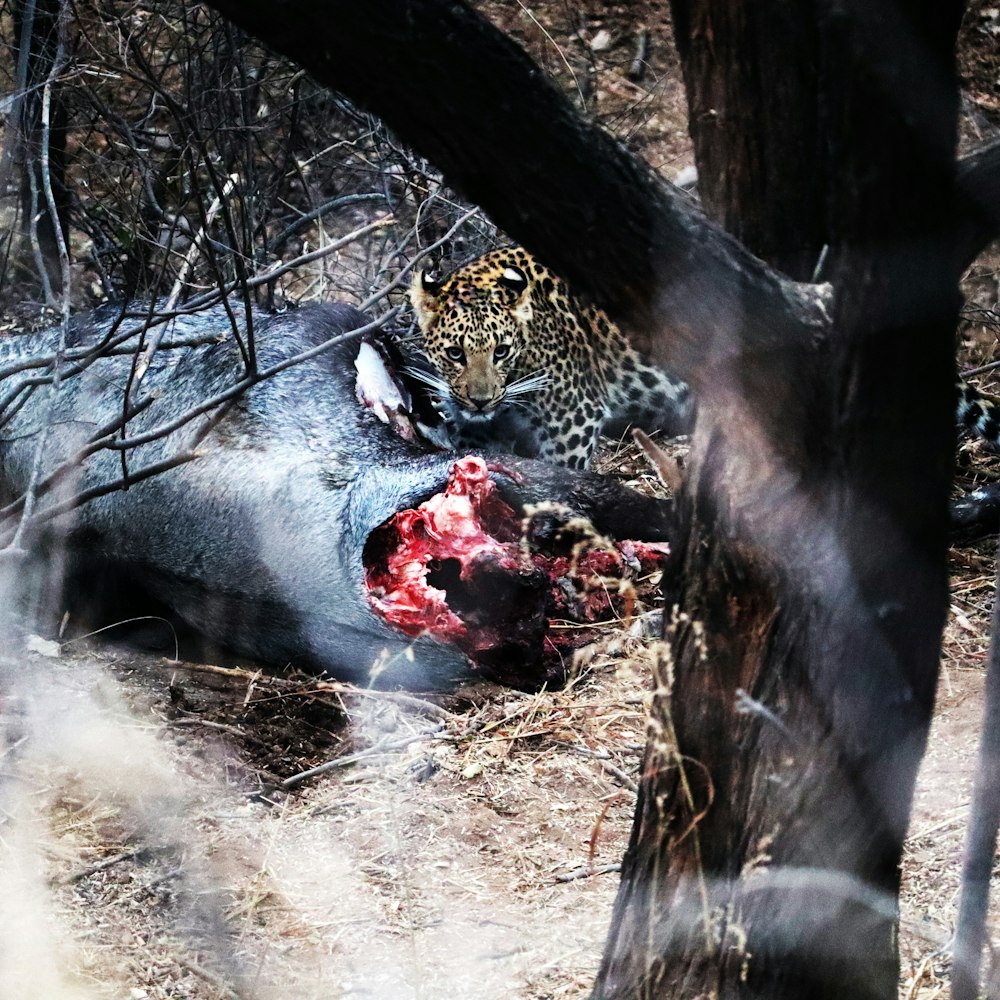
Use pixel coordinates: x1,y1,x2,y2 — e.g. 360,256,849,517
951,543,1000,1000
188,0,830,392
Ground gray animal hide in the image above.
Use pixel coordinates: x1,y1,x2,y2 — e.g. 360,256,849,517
0,303,671,689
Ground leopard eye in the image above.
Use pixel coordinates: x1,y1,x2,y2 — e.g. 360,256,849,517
493,344,511,361
445,346,466,364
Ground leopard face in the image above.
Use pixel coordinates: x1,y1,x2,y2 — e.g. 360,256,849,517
409,251,537,415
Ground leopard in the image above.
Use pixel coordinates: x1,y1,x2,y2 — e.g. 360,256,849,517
409,247,1000,470
408,246,693,470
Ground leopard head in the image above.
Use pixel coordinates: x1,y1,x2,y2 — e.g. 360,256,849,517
409,250,535,415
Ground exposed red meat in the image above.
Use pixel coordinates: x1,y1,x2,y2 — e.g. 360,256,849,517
529,538,668,660
363,457,550,686
363,457,668,688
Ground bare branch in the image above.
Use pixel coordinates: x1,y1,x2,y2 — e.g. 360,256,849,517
9,0,72,554
104,309,398,453
950,545,1000,1000
270,192,388,254
0,447,202,547
0,304,395,540
191,0,829,390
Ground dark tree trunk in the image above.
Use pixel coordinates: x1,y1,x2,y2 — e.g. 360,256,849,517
595,3,964,998
155,1,985,994
670,1,826,279
956,138,1000,271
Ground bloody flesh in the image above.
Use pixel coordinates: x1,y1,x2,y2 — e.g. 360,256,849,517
363,457,550,685
363,457,667,687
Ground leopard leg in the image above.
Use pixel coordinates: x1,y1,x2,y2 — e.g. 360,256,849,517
570,425,603,470
534,410,602,469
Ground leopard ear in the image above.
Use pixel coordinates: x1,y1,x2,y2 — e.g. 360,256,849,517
409,268,444,325
420,271,445,296
498,265,532,324
498,266,528,293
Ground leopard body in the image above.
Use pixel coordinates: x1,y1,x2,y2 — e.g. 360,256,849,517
409,247,692,469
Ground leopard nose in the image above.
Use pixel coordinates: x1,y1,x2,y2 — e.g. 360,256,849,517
469,395,492,411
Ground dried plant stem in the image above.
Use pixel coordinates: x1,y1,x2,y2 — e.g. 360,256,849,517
7,7,70,556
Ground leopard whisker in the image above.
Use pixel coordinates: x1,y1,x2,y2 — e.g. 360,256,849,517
403,365,452,396
505,369,550,396
502,397,537,412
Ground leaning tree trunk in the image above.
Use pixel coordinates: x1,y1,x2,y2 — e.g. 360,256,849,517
146,1,978,995
594,3,965,997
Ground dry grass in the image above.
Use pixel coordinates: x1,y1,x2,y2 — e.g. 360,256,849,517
0,615,661,998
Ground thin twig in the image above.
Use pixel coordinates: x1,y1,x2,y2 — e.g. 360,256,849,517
962,360,1000,379
39,3,71,308
626,29,651,83
280,729,445,789
0,395,156,523
554,863,621,884
160,658,456,720
0,215,393,394
952,540,1000,1000
734,687,798,744
359,206,480,312
129,172,239,405
271,192,387,253
569,744,638,791
7,4,71,556
632,427,683,492
104,309,397,452
177,956,247,1000
0,448,202,546
170,717,274,751
58,848,144,886
0,305,392,533
59,615,180,663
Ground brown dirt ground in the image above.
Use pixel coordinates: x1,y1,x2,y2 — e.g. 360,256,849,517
2,3,1000,999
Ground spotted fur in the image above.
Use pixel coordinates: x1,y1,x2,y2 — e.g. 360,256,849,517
409,247,692,469
958,378,1000,446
